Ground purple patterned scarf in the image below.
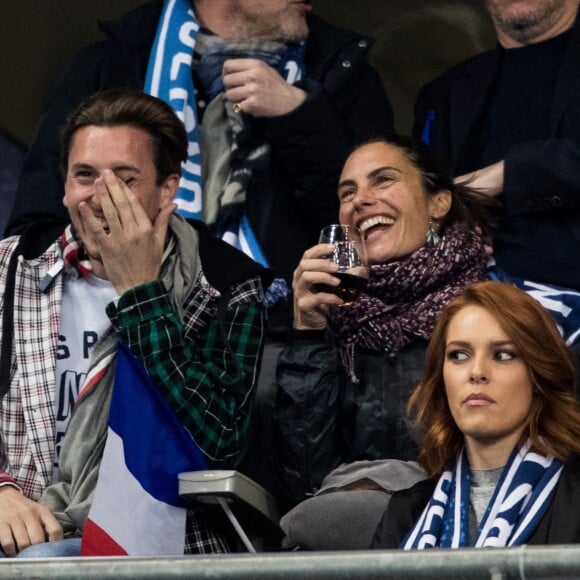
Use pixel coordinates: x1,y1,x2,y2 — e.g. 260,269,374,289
328,223,487,380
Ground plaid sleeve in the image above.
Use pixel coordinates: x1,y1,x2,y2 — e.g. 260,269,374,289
106,277,265,464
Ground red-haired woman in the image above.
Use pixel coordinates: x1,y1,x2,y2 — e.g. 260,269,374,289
372,281,580,549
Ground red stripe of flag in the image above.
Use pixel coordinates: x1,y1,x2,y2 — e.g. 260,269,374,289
81,519,128,556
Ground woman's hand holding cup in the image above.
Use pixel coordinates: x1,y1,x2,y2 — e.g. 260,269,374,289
292,243,345,330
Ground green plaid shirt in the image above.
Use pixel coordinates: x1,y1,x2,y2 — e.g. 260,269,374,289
106,276,265,465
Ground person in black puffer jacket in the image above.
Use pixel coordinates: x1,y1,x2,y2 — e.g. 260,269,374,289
275,135,496,510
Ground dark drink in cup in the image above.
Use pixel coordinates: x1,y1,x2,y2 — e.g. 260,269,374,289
314,270,368,304
317,225,369,305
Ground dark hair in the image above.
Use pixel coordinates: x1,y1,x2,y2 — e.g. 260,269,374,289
350,135,497,237
409,280,580,477
60,89,188,184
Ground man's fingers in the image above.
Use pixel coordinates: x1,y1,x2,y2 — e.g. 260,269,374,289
24,516,49,547
78,201,104,232
222,58,259,75
95,178,121,229
39,508,64,543
0,523,18,557
17,503,59,549
98,172,132,230
0,487,63,555
7,519,33,554
222,69,246,91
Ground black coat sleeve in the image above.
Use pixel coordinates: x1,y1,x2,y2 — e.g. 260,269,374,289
275,331,345,508
371,480,434,550
262,59,394,234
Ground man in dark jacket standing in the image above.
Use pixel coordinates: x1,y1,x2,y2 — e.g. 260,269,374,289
7,0,394,495
414,0,580,294
413,0,580,392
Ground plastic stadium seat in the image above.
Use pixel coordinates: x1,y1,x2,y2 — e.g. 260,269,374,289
179,470,283,552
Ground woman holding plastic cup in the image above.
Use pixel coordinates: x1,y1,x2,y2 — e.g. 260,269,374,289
275,135,496,508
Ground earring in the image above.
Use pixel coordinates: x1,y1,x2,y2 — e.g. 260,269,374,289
426,218,441,246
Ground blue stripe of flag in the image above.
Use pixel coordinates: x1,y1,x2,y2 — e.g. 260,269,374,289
108,343,208,506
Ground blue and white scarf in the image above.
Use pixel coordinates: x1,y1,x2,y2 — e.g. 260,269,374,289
402,441,564,549
144,0,305,307
145,0,202,218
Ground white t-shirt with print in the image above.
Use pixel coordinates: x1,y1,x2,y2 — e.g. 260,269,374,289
53,273,117,482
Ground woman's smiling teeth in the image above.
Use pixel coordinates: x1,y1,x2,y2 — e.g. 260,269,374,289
358,215,395,236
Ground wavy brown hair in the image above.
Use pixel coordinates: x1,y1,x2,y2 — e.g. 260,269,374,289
409,280,580,478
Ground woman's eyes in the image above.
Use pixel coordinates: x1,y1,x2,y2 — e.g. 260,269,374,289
446,349,518,362
338,189,355,202
338,175,395,201
447,350,468,361
373,175,393,186
494,350,517,361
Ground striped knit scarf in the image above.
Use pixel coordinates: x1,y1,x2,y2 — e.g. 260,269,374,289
59,226,91,279
328,224,487,381
58,225,176,286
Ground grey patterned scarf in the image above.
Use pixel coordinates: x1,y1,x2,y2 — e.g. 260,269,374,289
194,35,304,231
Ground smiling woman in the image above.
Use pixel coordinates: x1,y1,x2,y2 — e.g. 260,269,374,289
275,135,497,509
337,140,454,264
372,281,580,549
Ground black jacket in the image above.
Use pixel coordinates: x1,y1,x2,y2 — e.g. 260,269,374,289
7,1,394,335
372,457,580,549
275,331,424,509
413,18,580,291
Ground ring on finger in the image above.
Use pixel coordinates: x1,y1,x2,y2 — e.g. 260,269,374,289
233,102,243,114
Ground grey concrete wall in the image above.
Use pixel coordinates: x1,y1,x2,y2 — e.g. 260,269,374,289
0,1,495,145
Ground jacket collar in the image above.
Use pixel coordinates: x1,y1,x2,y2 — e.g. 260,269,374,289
448,48,500,168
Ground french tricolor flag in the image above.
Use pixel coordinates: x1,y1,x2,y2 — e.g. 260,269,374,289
81,343,208,556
